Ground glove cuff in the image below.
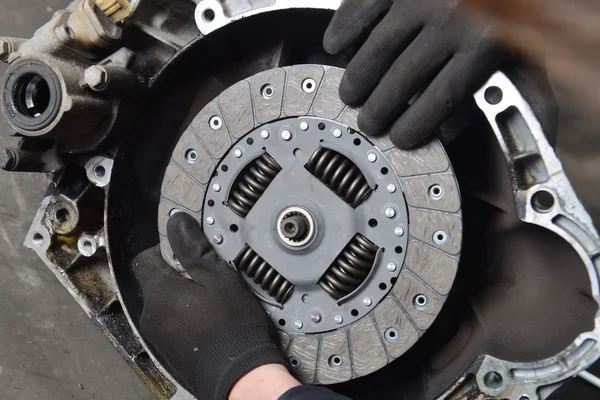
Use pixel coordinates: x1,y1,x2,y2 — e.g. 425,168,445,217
194,325,286,400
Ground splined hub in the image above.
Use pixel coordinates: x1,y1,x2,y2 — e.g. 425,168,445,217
158,65,463,384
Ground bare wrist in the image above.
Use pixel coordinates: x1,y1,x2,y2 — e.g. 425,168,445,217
229,364,300,400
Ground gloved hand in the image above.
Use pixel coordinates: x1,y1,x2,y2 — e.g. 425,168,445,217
133,213,286,400
323,0,503,149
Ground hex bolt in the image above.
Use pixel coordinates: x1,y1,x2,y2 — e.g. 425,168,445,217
310,312,322,323
387,262,397,272
300,122,309,131
395,227,404,237
261,130,270,139
367,152,378,163
233,149,243,158
212,183,221,192
387,184,396,193
84,65,109,91
385,207,396,218
363,297,372,307
281,130,292,141
333,129,342,138
213,234,224,245
206,216,215,225
334,315,343,324
294,320,303,329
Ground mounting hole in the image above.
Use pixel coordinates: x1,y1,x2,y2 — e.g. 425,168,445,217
379,282,387,290
394,246,403,254
301,294,310,303
484,86,503,105
261,84,274,99
185,149,198,164
329,355,343,367
353,138,361,146
32,233,44,247
207,200,215,207
519,397,530,400
390,277,397,285
202,8,215,23
385,328,399,343
289,356,301,369
483,371,504,389
94,165,106,178
351,309,359,317
278,319,286,326
293,148,302,157
381,167,389,175
221,165,228,172
302,78,316,93
433,230,448,245
15,73,51,118
531,190,555,213
414,294,428,310
55,208,70,223
368,219,378,228
229,224,239,233
209,116,222,130
82,240,93,252
246,137,254,145
318,123,326,131
428,184,444,200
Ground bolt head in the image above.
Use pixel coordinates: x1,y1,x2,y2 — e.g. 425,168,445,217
334,315,343,324
394,227,404,236
213,234,223,245
363,297,372,307
294,320,303,329
300,122,309,131
367,152,377,163
84,66,108,90
260,130,270,139
333,129,342,138
233,149,243,158
212,183,221,192
387,262,397,272
387,184,396,193
385,207,396,218
281,130,292,141
310,312,322,323
206,216,215,225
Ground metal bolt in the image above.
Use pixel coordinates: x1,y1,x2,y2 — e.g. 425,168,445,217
185,149,198,164
233,149,243,158
261,130,270,139
209,116,222,130
281,130,292,141
310,312,322,323
334,315,343,324
333,129,342,138
387,262,397,272
385,207,396,218
363,297,372,307
206,216,215,225
300,122,309,131
84,65,109,91
212,183,221,192
212,234,224,245
395,227,404,237
294,320,303,329
387,184,396,193
367,152,378,163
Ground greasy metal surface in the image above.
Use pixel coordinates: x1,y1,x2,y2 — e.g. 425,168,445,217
159,65,463,384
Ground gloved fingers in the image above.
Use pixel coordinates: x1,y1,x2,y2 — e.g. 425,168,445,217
323,0,393,55
339,2,422,106
167,212,219,283
133,245,183,294
358,31,452,136
387,53,482,149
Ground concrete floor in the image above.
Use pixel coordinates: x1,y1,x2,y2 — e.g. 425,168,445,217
0,1,599,399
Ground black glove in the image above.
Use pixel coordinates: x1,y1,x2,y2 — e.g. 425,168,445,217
133,213,286,400
323,0,503,149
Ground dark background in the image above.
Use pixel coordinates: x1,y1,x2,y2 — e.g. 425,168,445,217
0,0,598,398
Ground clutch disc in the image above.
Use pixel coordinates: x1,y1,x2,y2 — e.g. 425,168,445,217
158,65,463,384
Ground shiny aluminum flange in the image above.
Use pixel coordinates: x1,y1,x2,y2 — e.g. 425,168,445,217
157,65,463,384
